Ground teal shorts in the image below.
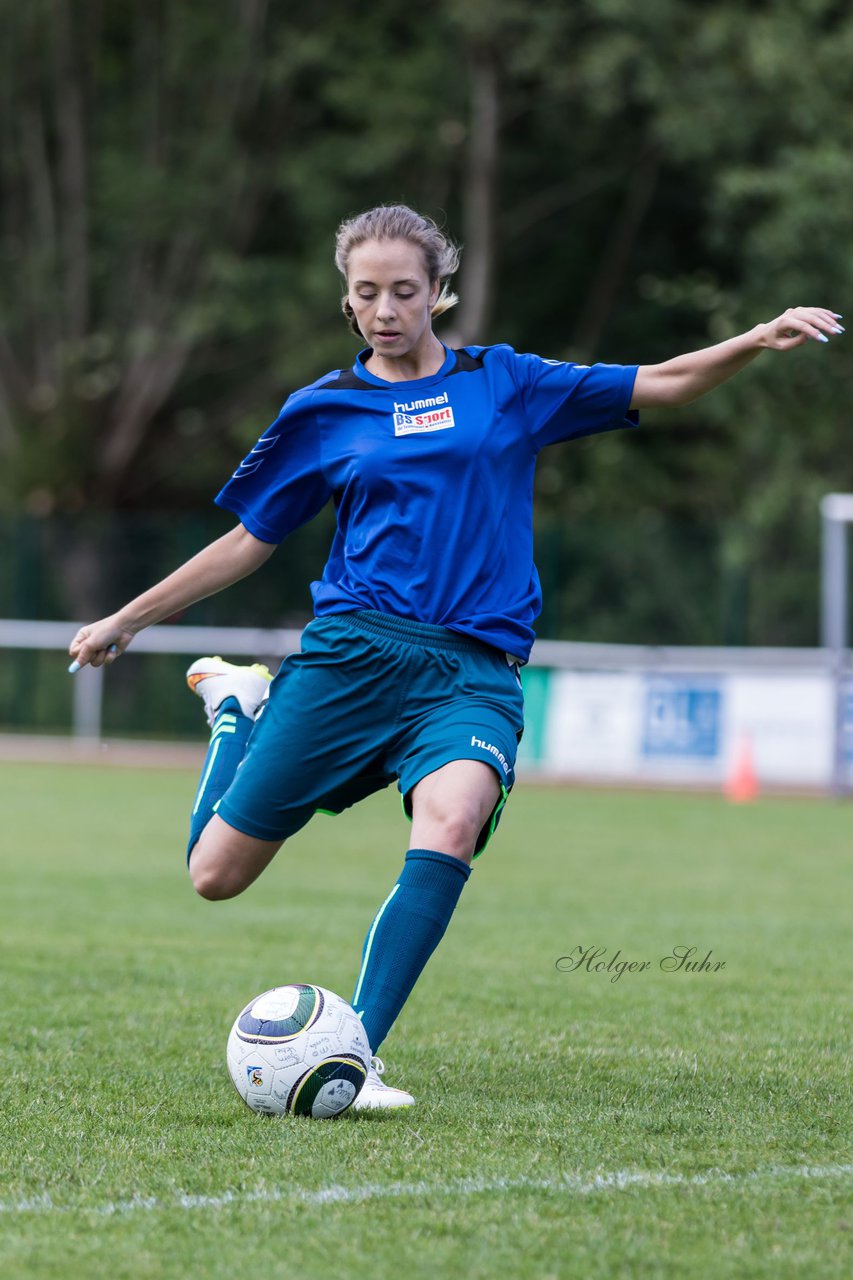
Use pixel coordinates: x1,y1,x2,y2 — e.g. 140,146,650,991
216,611,525,855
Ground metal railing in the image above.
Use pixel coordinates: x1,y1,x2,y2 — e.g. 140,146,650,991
0,617,844,742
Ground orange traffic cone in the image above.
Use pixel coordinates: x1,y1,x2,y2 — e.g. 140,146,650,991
725,734,759,803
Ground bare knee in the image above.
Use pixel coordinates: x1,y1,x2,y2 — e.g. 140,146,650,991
411,795,486,861
436,814,481,859
188,817,283,900
409,761,501,861
189,857,245,901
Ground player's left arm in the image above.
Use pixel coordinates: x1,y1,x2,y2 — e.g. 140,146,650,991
630,306,843,409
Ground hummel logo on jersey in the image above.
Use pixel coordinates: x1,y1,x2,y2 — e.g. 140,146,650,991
393,391,455,437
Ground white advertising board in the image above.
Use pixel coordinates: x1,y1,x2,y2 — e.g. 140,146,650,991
529,668,834,789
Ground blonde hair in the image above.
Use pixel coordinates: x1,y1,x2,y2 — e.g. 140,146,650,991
335,204,461,336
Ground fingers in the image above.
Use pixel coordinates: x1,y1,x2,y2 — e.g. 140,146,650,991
68,627,122,674
67,644,118,673
68,628,90,672
774,306,844,348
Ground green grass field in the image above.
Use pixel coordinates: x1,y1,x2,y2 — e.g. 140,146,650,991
0,761,850,1279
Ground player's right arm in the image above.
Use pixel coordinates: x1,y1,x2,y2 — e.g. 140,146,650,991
68,522,276,670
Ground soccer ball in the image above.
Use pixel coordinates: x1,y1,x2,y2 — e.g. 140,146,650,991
226,983,371,1118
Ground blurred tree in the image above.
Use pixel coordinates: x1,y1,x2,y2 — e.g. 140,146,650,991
0,0,850,643
0,0,465,611
493,0,853,644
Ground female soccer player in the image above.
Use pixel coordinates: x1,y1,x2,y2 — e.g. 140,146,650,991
68,205,842,1108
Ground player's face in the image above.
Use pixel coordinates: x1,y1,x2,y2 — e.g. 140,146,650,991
346,239,441,361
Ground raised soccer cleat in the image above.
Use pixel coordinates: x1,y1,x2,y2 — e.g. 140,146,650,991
186,656,272,727
351,1056,415,1111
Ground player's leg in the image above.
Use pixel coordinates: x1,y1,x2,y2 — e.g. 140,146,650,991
184,657,285,898
348,620,523,1109
407,758,501,861
189,815,283,900
350,761,504,1110
186,619,402,903
185,656,272,861
351,760,498,1038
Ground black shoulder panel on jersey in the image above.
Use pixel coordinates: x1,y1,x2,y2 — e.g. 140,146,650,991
315,348,486,391
450,348,486,374
317,368,380,392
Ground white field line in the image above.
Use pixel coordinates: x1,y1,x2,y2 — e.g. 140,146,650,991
1,1163,851,1219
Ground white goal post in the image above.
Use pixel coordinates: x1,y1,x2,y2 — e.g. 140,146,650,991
821,493,853,794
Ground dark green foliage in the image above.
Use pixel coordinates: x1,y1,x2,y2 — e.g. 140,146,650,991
1,1,851,641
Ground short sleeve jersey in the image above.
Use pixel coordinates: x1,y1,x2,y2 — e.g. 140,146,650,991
216,344,638,661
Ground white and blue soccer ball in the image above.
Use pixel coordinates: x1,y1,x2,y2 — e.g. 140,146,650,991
226,984,371,1118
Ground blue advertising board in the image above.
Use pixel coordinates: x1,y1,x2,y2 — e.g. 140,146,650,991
642,677,722,759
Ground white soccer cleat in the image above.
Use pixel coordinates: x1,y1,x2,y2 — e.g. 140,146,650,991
351,1056,415,1111
186,656,272,727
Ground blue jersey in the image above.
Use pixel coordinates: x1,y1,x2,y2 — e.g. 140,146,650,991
216,344,638,661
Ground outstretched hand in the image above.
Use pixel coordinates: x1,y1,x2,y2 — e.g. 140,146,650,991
760,307,844,351
68,618,135,671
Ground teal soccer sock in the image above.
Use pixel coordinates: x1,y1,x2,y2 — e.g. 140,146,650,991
186,697,253,859
352,848,472,1054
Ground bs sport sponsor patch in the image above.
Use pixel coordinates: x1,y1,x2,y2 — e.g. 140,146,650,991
393,391,455,437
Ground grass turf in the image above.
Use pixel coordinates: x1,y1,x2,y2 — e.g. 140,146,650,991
0,761,850,1279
